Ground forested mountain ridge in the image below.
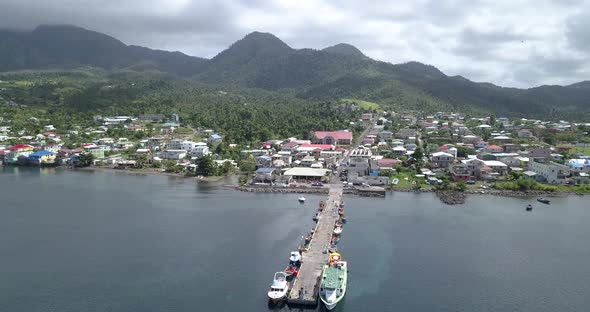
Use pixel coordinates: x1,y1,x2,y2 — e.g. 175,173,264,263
1,25,589,120
0,25,207,75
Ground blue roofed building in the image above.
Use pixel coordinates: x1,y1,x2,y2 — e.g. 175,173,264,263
28,150,56,165
208,133,222,144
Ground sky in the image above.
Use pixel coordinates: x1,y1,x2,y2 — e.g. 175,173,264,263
0,0,589,88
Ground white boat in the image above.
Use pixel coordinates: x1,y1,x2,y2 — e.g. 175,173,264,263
298,196,306,203
320,253,347,310
333,226,343,235
392,178,399,185
267,272,289,303
289,251,301,263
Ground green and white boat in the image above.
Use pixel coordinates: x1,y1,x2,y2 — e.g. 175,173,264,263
319,253,347,310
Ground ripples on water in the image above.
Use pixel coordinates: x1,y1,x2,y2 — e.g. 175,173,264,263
1,167,589,312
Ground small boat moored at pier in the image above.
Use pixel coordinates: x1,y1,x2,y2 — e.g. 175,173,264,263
284,264,299,277
268,272,289,303
289,251,301,264
333,226,343,235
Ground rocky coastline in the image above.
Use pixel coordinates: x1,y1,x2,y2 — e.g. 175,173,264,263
435,191,467,205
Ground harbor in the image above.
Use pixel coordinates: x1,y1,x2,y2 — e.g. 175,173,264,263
267,185,347,307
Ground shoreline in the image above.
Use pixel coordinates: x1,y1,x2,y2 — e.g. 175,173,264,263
73,166,228,181
6,165,584,199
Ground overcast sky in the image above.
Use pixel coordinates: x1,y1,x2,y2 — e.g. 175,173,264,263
1,0,589,88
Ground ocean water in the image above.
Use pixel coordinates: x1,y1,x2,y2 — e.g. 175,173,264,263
1,167,589,311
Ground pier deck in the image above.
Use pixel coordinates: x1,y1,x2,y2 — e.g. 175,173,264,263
287,186,343,306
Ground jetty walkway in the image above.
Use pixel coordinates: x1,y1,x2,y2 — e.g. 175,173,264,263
287,185,344,306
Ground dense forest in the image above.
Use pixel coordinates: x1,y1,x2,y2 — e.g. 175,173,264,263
0,70,361,144
1,24,589,126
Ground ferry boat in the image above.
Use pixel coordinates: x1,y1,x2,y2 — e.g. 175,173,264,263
267,272,289,303
320,253,347,310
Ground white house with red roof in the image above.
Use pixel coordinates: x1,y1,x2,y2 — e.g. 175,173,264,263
311,131,353,145
3,144,34,164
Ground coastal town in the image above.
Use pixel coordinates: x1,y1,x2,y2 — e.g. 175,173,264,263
2,107,590,198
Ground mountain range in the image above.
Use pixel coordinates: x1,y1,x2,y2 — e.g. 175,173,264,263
1,25,589,119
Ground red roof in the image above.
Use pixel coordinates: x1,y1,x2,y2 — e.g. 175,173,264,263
486,144,503,151
7,144,33,150
377,159,401,166
298,144,335,151
313,131,353,141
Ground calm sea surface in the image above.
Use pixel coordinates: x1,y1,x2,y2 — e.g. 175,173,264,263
1,167,589,312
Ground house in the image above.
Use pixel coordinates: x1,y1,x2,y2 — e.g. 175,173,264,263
395,128,416,139
528,147,551,161
191,145,210,157
518,129,534,138
3,144,34,164
568,159,590,174
297,144,335,153
159,150,187,160
450,163,471,181
281,141,299,152
347,157,370,176
461,158,508,179
27,150,56,165
168,139,184,150
255,155,272,168
85,145,108,158
254,168,279,183
528,160,570,184
312,131,353,145
44,125,55,131
378,130,393,141
208,133,222,144
392,146,407,156
180,140,198,152
503,144,519,153
301,155,317,167
138,114,166,122
484,144,504,153
376,158,400,170
431,152,455,169
462,135,480,145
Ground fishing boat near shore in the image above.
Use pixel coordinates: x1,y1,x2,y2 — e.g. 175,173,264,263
526,204,533,211
537,197,550,204
298,196,306,203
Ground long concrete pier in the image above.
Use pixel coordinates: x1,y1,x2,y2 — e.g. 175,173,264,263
287,185,344,306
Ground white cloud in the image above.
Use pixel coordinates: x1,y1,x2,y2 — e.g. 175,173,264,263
0,0,589,87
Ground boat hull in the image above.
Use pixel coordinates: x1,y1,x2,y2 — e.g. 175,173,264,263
320,287,346,310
